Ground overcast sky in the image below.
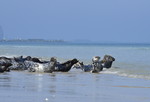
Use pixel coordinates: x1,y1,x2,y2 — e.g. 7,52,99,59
0,0,150,43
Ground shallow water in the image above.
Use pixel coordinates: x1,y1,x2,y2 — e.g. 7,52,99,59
0,71,150,102
0,42,150,102
0,42,150,79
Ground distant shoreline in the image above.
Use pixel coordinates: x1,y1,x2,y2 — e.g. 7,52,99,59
0,39,65,42
0,39,150,46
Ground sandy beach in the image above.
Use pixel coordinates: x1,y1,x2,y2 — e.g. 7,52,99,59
0,70,150,102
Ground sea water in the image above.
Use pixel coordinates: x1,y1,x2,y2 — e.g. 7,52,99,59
0,42,150,80
0,41,150,102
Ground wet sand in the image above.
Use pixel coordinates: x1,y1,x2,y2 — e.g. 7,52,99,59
0,70,150,102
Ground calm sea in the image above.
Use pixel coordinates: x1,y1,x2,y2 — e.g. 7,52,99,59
1,41,150,102
0,41,150,80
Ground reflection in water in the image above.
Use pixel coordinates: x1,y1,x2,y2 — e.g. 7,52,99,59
0,73,11,88
49,74,56,78
0,71,110,102
49,74,56,94
92,75,103,102
49,85,56,94
1,71,150,102
36,74,44,92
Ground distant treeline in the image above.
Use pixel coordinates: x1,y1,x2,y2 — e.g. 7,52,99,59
0,39,65,42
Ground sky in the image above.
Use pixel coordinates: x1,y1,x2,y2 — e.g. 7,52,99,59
0,0,150,43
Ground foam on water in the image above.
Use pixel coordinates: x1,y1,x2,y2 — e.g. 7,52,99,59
100,66,150,80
